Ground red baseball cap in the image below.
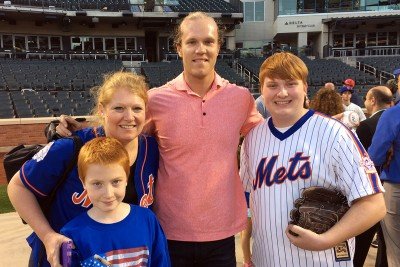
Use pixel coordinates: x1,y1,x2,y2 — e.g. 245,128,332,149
343,78,355,88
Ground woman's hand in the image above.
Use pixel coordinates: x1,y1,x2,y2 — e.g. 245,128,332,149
43,232,72,267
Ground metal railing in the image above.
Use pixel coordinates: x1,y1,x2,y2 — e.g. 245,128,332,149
331,46,400,58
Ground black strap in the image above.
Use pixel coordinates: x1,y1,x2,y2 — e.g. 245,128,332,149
41,135,83,217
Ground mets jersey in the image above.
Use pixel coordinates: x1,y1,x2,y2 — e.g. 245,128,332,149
61,204,170,267
20,127,159,267
240,110,383,267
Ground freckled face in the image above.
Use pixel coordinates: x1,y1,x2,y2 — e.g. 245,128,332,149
84,163,127,215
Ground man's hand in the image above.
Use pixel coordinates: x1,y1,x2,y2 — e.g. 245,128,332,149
43,232,72,267
56,115,84,137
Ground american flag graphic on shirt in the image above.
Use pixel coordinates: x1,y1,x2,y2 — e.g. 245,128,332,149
81,246,149,267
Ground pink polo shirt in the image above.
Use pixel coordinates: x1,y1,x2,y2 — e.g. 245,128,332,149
147,73,262,241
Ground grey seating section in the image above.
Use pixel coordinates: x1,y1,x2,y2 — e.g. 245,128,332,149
141,60,245,88
0,58,117,118
357,56,400,74
0,59,122,92
11,0,238,13
11,0,130,12
170,0,239,13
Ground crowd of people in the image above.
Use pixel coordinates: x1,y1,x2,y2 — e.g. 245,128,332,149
6,11,399,267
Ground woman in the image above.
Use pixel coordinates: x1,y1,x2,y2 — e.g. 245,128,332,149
310,87,344,116
7,71,159,267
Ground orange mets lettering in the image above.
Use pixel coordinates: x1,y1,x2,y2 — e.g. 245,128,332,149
72,190,91,208
140,174,154,208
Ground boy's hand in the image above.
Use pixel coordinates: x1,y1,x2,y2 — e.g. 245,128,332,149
285,224,332,251
56,115,84,137
43,232,72,267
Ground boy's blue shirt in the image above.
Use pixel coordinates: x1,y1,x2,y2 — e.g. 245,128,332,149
61,204,170,267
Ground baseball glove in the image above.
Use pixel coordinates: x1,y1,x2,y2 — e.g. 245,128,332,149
289,187,349,234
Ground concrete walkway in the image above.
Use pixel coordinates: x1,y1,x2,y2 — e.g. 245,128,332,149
0,212,377,266
0,212,32,266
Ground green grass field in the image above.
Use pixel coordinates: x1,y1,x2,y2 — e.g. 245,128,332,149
0,184,15,214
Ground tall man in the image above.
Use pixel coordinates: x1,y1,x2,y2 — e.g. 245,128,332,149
354,86,392,267
240,52,386,266
369,82,400,267
56,12,262,266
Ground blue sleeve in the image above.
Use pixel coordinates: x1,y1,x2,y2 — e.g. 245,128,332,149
368,110,396,165
19,138,76,198
148,210,171,267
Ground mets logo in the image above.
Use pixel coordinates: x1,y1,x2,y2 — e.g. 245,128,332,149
360,155,377,174
254,152,312,190
72,190,92,208
32,142,54,162
140,174,155,208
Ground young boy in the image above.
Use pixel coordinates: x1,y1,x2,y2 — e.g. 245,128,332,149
60,137,170,267
239,52,386,266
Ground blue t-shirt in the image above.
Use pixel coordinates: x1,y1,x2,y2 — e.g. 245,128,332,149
61,205,170,267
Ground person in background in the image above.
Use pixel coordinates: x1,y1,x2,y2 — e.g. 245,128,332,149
353,86,392,267
310,87,344,116
324,82,336,90
343,78,362,106
340,85,366,122
255,94,270,118
369,82,400,267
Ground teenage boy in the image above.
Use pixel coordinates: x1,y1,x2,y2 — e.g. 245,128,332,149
60,137,170,267
240,52,386,266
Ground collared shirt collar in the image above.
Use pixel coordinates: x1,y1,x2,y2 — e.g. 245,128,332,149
170,72,225,95
370,109,386,118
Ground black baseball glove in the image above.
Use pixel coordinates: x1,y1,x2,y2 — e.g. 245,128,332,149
289,186,349,234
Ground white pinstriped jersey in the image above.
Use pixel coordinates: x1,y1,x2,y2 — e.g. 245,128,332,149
240,110,383,267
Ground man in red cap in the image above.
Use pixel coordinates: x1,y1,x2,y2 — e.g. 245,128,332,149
343,78,362,106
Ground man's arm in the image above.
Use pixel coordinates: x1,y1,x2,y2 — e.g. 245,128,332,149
368,111,394,165
241,93,263,136
286,193,385,251
54,115,85,137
